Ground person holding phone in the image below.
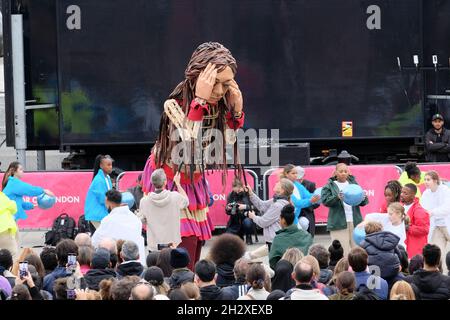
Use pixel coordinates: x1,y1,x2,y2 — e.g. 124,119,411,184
141,42,245,271
138,169,189,253
43,239,79,297
14,267,44,300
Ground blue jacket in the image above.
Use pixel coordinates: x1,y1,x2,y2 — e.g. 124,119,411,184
360,231,401,280
354,271,389,300
43,266,71,297
84,170,112,222
2,177,44,221
291,181,313,225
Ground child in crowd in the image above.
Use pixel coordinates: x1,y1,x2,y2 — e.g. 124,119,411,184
84,155,114,231
322,163,368,256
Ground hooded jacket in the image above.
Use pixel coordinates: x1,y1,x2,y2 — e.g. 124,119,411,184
139,189,188,252
361,231,401,280
84,268,117,290
116,261,144,279
321,175,368,231
168,268,194,289
200,284,235,300
406,269,450,300
216,263,235,288
249,193,290,243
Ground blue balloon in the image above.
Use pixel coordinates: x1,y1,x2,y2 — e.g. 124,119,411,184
37,194,56,209
343,184,365,206
353,227,366,246
312,187,323,204
121,192,135,209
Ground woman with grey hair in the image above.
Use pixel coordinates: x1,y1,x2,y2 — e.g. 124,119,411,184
139,169,189,253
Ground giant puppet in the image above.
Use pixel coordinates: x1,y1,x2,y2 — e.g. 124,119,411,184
142,42,245,269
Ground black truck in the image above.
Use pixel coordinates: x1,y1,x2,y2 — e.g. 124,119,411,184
2,0,450,170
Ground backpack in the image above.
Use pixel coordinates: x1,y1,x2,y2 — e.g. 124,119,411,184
45,213,77,246
77,214,91,235
352,284,382,300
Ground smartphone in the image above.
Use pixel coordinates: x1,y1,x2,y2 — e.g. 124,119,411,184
157,243,171,250
67,253,77,273
67,289,76,300
19,261,28,279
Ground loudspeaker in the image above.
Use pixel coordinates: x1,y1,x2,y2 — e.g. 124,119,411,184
276,143,310,166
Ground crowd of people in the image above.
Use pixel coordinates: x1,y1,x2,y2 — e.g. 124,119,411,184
1,156,450,300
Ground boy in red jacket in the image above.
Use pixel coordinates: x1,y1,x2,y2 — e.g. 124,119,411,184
401,184,430,258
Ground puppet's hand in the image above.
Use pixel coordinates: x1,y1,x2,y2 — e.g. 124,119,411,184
195,63,217,101
227,80,243,114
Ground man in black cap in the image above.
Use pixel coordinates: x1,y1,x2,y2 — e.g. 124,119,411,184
425,113,450,162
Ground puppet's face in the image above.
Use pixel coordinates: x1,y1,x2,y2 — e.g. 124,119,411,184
207,66,234,104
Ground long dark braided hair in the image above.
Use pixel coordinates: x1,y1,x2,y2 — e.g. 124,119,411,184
385,180,402,203
92,154,113,180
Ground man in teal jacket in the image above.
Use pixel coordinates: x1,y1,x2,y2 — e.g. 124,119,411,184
269,204,313,270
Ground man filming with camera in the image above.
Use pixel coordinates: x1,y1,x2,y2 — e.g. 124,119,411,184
225,178,257,245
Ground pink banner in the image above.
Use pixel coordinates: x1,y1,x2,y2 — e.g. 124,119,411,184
117,170,256,227
0,171,92,229
267,165,401,224
11,163,450,229
418,164,450,180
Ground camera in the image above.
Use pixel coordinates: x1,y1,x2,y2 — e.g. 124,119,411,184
229,202,239,215
228,202,253,215
19,261,28,279
157,243,172,250
67,253,77,273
